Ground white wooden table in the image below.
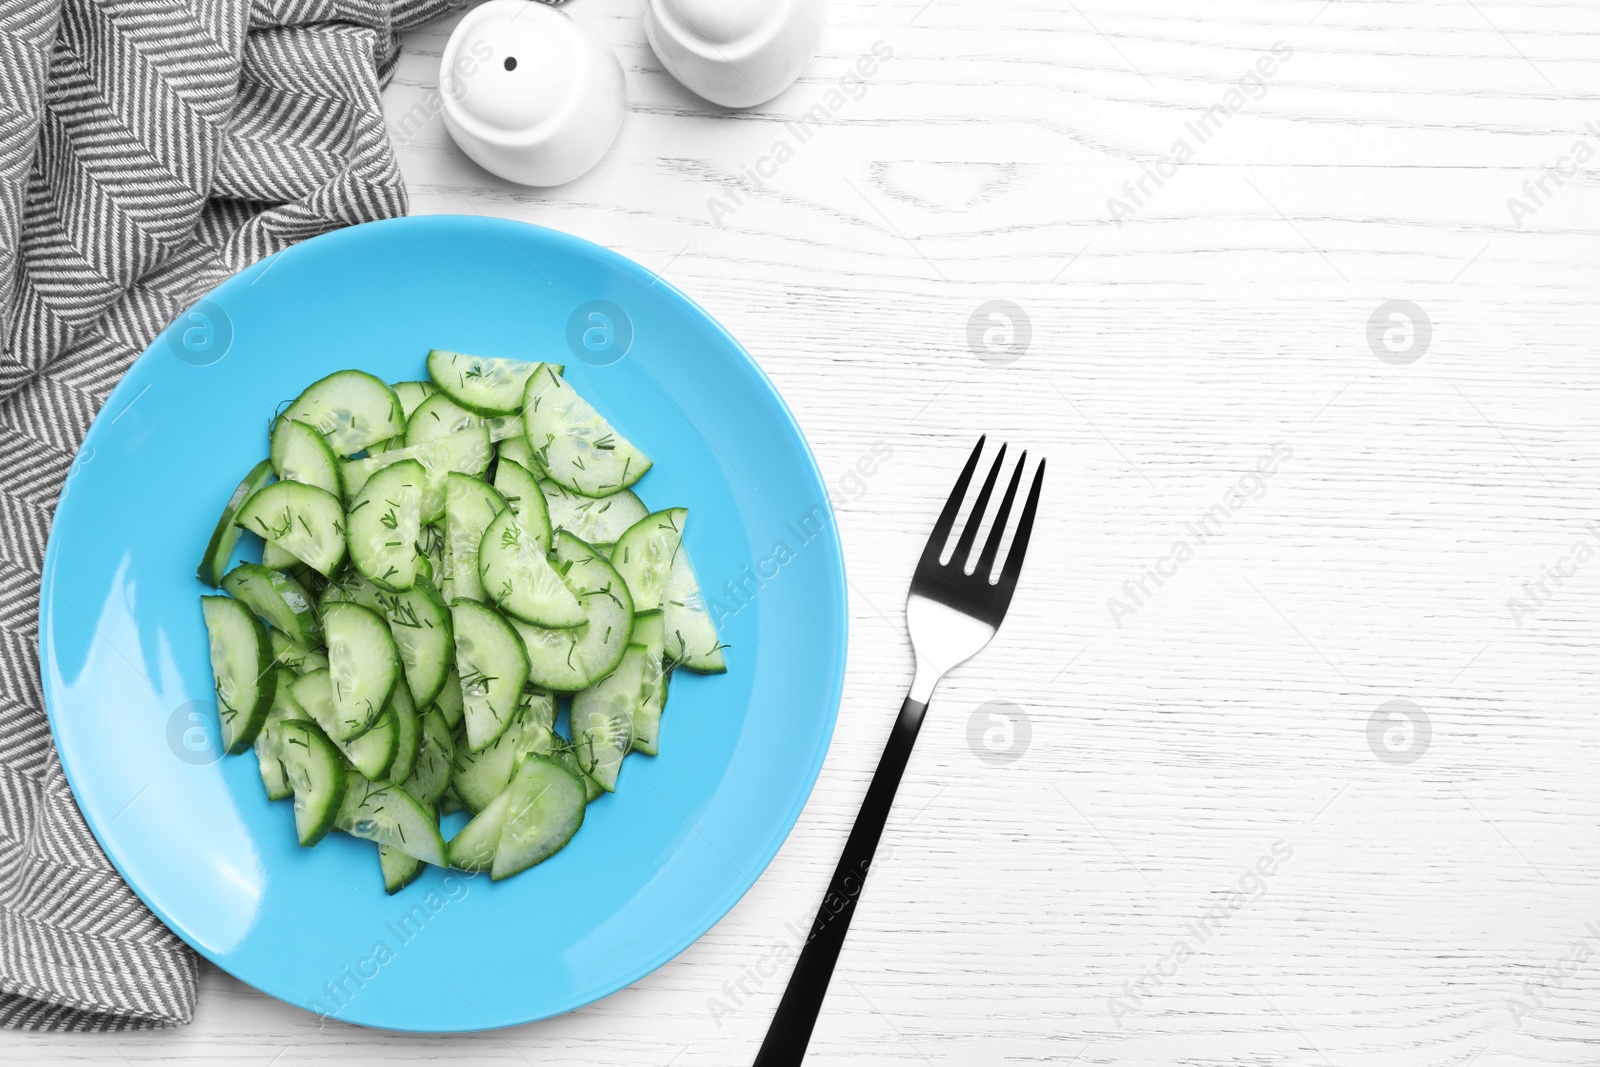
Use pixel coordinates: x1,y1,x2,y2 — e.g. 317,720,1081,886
10,0,1600,1063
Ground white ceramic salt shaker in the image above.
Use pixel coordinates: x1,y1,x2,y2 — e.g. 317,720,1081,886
644,0,826,109
440,0,625,187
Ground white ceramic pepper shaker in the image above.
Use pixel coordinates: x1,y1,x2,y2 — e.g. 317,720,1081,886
644,0,826,109
440,0,626,187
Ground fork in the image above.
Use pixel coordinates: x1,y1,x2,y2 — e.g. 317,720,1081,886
753,437,1044,1066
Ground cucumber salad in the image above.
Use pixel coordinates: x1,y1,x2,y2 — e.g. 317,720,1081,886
195,354,725,892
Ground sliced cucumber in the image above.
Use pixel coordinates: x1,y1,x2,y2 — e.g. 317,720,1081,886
271,719,347,846
201,595,274,754
450,717,522,814
345,459,426,592
401,707,454,807
392,380,438,419
260,539,301,572
318,566,384,614
379,845,424,894
197,459,274,587
487,415,524,443
478,508,584,628
344,428,492,526
254,669,309,800
629,611,668,756
386,678,421,783
376,577,453,707
405,391,484,447
448,789,509,871
491,459,551,550
269,418,343,500
441,473,506,604
497,435,536,470
551,745,604,802
663,536,726,673
427,350,546,416
269,628,328,674
571,649,642,792
221,563,321,648
323,568,453,707
235,481,346,577
323,601,399,740
492,755,587,879
282,370,404,456
434,664,464,731
337,772,447,867
508,532,635,692
611,508,685,613
451,599,530,752
522,365,651,497
539,478,648,544
291,669,398,779
521,687,558,733
450,697,559,812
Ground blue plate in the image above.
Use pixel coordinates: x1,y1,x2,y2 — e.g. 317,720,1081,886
40,215,847,1031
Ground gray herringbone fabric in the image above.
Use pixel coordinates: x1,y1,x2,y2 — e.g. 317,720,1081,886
0,0,463,1030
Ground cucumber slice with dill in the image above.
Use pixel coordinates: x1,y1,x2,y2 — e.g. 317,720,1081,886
235,481,346,577
343,427,492,526
270,719,346,846
491,459,551,549
198,458,274,587
401,707,454,807
522,364,651,497
508,531,634,692
434,663,464,731
538,478,647,544
291,668,397,780
221,563,321,648
337,771,447,867
269,418,343,500
268,628,327,674
201,595,275,754
385,677,421,784
345,458,426,592
404,391,522,447
325,570,455,708
610,508,685,613
492,755,587,879
282,370,404,456
380,577,454,707
571,649,642,792
451,599,530,752
427,350,546,416
254,669,309,800
478,507,584,628
628,611,668,756
391,380,437,419
441,473,506,604
322,601,399,740
450,691,558,812
663,534,726,673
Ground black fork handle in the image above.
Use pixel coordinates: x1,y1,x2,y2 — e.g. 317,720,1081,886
753,693,929,1066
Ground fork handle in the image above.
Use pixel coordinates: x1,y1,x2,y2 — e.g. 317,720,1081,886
753,691,930,1066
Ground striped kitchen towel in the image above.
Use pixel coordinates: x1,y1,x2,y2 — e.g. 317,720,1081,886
0,0,465,1031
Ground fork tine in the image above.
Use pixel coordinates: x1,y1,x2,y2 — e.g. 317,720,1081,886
951,443,1006,570
995,458,1044,600
975,451,1025,579
918,436,985,572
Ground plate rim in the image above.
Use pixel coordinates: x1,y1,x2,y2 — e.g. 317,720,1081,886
38,214,849,1032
